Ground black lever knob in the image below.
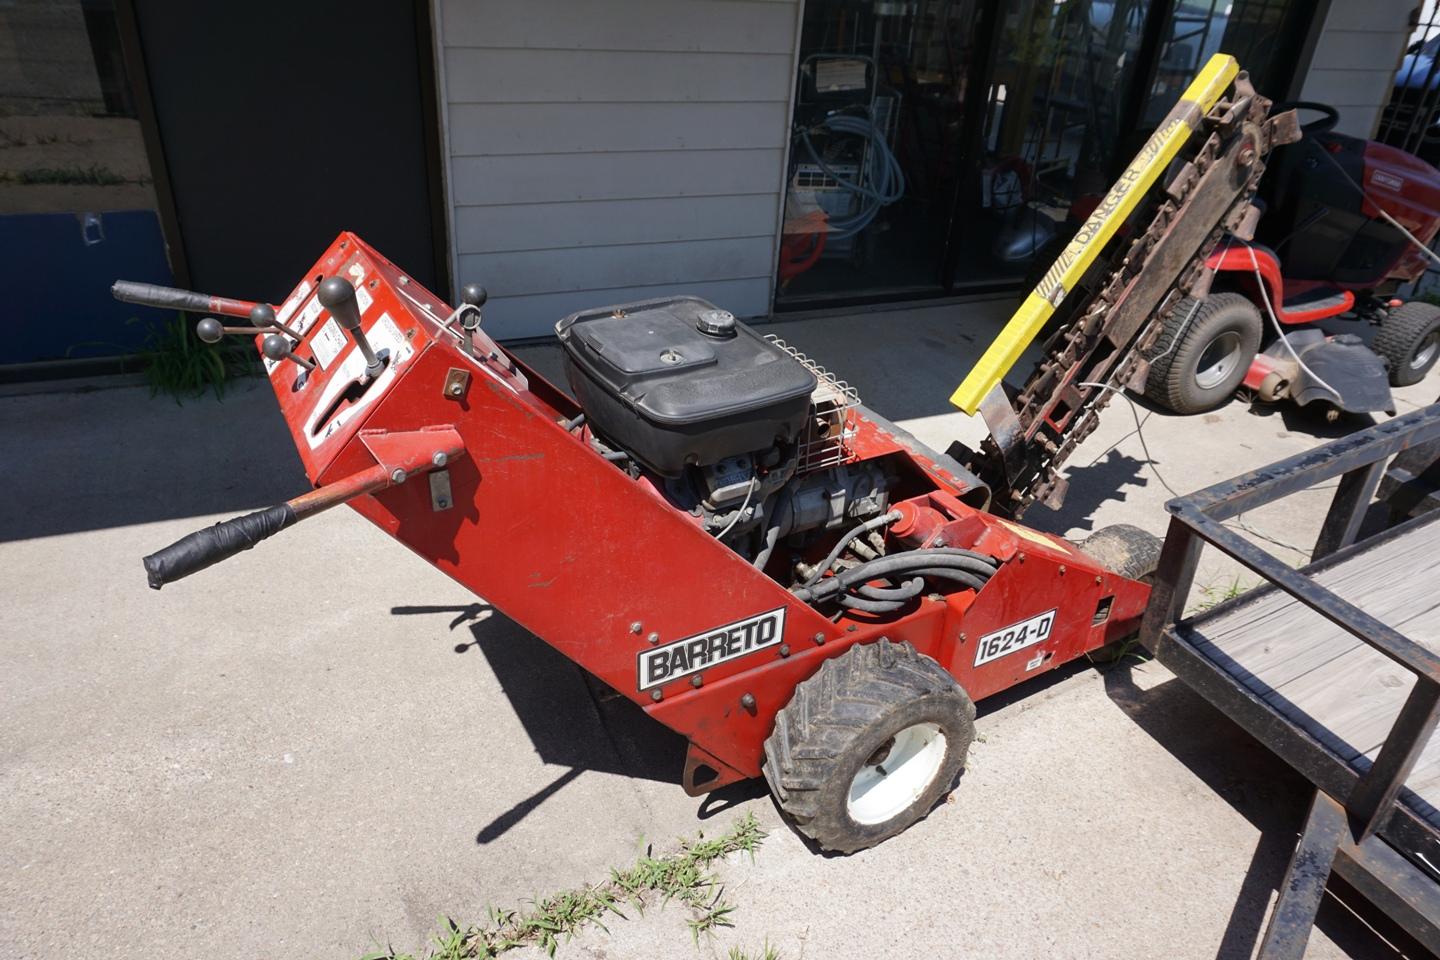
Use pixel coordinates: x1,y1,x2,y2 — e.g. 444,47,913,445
196,316,266,342
318,276,383,377
262,334,315,371
250,302,303,340
196,317,225,344
461,284,488,308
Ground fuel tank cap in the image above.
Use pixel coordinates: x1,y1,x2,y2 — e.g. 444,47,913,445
696,308,737,338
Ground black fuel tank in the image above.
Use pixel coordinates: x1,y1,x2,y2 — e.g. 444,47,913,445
556,297,816,476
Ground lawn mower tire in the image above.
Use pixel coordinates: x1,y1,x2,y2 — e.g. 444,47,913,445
762,638,975,853
1374,302,1440,387
1144,293,1262,414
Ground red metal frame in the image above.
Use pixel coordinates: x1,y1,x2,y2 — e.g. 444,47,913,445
256,232,1152,794
1206,242,1356,325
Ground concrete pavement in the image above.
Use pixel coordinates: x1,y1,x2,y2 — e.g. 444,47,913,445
2,300,1435,959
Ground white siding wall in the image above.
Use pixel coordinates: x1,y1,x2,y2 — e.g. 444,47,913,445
1300,1,1415,139
434,0,799,339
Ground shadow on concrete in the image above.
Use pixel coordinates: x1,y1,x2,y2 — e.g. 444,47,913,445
1243,396,1381,440
1101,660,1426,959
0,379,305,542
1028,449,1151,537
391,602,689,844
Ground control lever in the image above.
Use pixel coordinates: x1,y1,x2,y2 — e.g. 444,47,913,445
460,283,487,332
261,333,315,370
249,303,303,340
195,317,265,342
112,280,257,319
142,428,466,589
318,277,383,378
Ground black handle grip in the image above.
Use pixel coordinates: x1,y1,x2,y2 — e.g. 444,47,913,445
142,504,296,589
112,280,214,312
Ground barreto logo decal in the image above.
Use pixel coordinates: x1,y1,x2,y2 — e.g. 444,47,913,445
638,608,786,690
973,609,1057,667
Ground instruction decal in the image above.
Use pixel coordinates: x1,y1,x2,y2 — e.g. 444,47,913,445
311,318,347,370
637,608,786,690
973,609,1056,667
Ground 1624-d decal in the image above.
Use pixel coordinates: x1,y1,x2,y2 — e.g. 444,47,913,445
973,609,1056,667
638,608,786,690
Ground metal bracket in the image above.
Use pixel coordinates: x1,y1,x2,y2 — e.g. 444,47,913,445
358,426,465,483
979,384,1025,483
443,367,471,400
429,470,453,511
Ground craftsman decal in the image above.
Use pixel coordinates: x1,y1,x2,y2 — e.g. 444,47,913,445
637,608,786,690
973,609,1056,667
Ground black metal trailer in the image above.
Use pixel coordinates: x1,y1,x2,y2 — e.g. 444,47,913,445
1140,402,1440,958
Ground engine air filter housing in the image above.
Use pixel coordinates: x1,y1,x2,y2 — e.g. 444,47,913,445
556,296,816,476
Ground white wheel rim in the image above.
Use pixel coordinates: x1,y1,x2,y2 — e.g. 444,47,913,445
846,722,948,826
1411,332,1439,371
1194,331,1243,389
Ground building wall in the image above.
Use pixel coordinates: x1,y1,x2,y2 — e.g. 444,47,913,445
434,0,799,339
1299,0,1416,139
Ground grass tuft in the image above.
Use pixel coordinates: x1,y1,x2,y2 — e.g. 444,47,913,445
365,813,766,959
11,164,128,185
1190,575,1252,614
136,314,259,403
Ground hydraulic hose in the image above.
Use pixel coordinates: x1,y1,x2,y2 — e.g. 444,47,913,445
796,548,998,602
853,577,925,602
802,510,902,586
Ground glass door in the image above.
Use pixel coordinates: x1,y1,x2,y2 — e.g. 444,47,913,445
775,0,985,307
773,0,1311,310
947,0,1153,289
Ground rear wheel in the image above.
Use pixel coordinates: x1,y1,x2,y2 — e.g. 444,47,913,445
1078,524,1162,582
1374,302,1440,387
762,639,975,853
1144,294,1263,414
1076,524,1162,663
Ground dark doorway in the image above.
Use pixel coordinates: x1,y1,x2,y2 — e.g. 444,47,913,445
123,0,446,303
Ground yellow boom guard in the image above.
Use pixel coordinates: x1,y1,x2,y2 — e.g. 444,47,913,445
949,54,1240,415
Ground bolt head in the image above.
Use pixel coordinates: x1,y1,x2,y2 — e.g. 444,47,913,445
813,632,825,645
436,498,450,509
432,451,448,467
778,644,791,658
650,689,662,702
630,621,643,634
1058,565,1067,575
647,631,660,645
449,382,464,397
740,692,756,710
390,468,407,484
691,675,703,688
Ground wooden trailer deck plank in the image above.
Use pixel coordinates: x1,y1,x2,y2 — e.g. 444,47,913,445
1183,514,1440,826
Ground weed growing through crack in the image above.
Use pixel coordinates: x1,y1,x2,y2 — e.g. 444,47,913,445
363,813,766,959
728,942,781,960
1190,575,1252,614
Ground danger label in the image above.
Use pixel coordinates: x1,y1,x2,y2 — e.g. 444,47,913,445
637,608,785,690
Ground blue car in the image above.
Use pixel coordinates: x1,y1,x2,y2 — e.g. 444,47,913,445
1384,35,1440,162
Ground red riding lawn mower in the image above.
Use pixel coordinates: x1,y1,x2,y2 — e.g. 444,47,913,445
1140,102,1440,417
